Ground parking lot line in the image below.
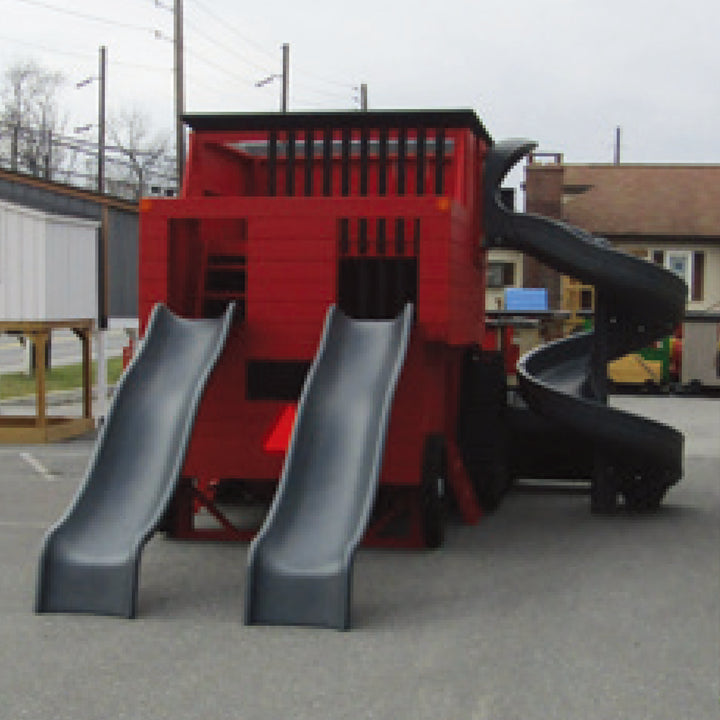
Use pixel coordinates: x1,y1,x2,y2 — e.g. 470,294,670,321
19,453,57,481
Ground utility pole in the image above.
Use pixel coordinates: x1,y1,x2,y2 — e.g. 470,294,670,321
98,46,106,195
174,0,185,185
360,83,368,111
281,43,289,112
614,126,621,165
97,45,109,414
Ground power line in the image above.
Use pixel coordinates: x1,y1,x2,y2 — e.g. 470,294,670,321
0,34,172,73
0,33,92,61
183,14,276,76
185,0,355,94
290,81,354,102
293,64,357,92
10,0,158,34
185,48,258,87
187,0,279,63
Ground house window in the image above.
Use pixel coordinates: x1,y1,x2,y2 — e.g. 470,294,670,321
666,251,691,287
487,261,515,289
580,288,594,310
649,249,705,302
692,251,704,301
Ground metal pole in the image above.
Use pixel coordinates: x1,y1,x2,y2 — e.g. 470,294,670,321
98,46,106,195
360,83,368,111
174,0,185,185
614,126,621,165
281,43,289,112
45,129,52,180
11,125,18,171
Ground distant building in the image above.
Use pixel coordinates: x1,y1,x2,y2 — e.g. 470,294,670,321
486,188,524,310
524,154,720,313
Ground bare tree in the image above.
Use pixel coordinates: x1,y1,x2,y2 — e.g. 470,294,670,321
0,59,67,177
106,109,174,200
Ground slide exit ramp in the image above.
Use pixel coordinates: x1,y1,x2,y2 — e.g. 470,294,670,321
485,140,686,509
245,305,413,630
36,303,234,617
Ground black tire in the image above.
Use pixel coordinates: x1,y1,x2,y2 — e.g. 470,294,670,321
619,471,668,512
473,456,511,513
421,435,446,549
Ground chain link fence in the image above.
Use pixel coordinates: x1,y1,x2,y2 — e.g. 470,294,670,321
0,120,178,201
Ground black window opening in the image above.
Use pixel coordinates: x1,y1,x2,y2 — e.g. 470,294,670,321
338,257,418,320
487,261,516,289
246,360,311,401
202,254,247,322
337,216,419,320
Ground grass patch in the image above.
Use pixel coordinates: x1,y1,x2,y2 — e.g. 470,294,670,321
0,357,125,400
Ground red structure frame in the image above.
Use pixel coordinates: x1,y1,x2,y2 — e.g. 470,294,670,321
139,110,492,546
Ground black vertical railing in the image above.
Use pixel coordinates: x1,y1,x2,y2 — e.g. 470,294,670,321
416,126,426,196
267,130,278,196
358,218,368,255
339,218,350,254
285,130,295,196
394,218,405,255
304,129,314,196
376,218,386,255
322,127,333,196
359,128,369,196
259,120,453,198
341,127,351,196
397,128,407,195
434,128,445,194
378,128,388,196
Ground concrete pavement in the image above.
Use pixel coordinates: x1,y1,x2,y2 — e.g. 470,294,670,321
0,396,717,720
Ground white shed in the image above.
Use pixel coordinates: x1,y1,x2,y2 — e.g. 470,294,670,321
0,198,99,321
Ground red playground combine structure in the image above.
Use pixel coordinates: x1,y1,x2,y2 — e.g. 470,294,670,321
36,109,685,627
139,110,498,548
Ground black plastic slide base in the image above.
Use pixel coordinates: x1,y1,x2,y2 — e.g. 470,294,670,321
245,305,413,630
36,303,234,617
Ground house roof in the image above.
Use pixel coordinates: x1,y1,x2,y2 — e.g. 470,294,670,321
555,164,720,238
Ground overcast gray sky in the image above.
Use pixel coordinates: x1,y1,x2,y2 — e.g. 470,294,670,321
0,0,717,169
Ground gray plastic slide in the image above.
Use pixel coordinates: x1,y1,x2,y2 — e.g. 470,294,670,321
36,303,234,617
245,304,413,630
